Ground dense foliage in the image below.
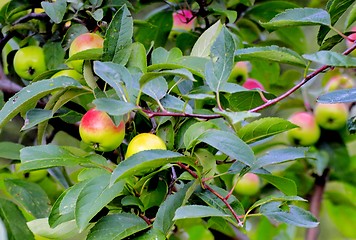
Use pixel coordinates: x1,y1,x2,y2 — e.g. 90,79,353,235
0,0,355,239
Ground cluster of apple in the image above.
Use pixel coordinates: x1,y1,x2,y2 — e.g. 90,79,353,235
12,32,103,81
286,74,354,146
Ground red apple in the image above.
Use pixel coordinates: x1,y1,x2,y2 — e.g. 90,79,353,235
346,26,356,56
172,9,195,32
314,103,349,130
67,33,104,72
324,75,354,92
233,173,261,196
79,109,125,152
286,112,321,146
242,78,265,90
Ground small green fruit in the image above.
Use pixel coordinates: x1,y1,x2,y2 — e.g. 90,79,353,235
228,61,249,84
314,103,349,130
287,112,321,146
233,173,260,196
324,75,354,92
14,164,48,182
79,108,125,152
125,133,167,159
13,46,47,80
51,69,84,83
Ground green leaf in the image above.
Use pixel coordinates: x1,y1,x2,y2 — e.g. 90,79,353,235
160,95,193,113
41,0,66,24
140,180,167,210
135,11,172,48
152,47,183,65
0,198,34,240
21,109,53,131
103,4,133,65
20,145,88,170
247,195,306,214
261,7,331,31
66,48,103,62
27,218,88,240
184,121,218,149
0,77,81,129
0,142,24,160
235,45,306,67
346,3,356,28
127,42,147,73
238,117,297,143
213,109,260,126
318,0,355,44
173,205,230,220
303,51,356,67
253,147,308,169
43,42,66,70
93,61,135,102
76,175,126,231
205,26,235,93
257,174,297,196
245,1,299,22
4,179,50,218
110,150,197,184
317,88,356,103
260,202,319,228
87,213,149,239
142,77,168,101
153,181,197,235
191,20,223,57
139,69,195,87
197,129,255,166
93,98,139,116
49,181,88,228
228,91,275,111
195,185,244,218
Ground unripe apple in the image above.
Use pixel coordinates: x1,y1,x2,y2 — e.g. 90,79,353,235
67,33,104,72
79,109,125,152
286,112,321,146
125,133,167,159
314,103,349,130
324,75,354,92
242,78,265,90
51,69,84,84
172,9,195,32
233,173,260,196
346,26,356,56
13,46,47,80
14,164,48,182
228,61,249,84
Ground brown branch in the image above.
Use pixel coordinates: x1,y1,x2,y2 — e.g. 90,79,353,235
305,169,329,240
250,41,356,113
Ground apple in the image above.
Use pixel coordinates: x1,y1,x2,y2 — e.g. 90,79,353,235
79,109,125,152
14,164,48,182
286,112,321,146
67,32,104,72
346,26,356,54
324,75,354,92
51,69,84,83
242,78,265,90
13,46,47,80
228,61,249,84
125,133,167,158
233,173,260,196
314,103,349,130
172,9,195,32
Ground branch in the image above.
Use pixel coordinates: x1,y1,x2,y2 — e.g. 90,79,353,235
250,41,356,112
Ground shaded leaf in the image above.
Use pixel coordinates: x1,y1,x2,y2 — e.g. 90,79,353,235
0,142,24,160
173,205,230,220
184,121,218,149
261,7,331,31
317,88,356,103
139,68,195,87
257,174,297,196
238,117,297,143
87,213,149,239
93,98,139,116
41,0,66,24
142,77,168,101
235,45,306,67
303,51,356,67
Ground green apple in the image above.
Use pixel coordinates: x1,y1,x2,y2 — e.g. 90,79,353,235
125,133,167,158
67,32,104,73
242,77,265,90
287,112,321,146
324,75,354,92
314,103,349,130
14,164,48,182
228,61,249,84
79,109,125,152
233,173,260,196
51,69,84,83
13,46,47,80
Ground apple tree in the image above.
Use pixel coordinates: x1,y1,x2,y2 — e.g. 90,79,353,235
0,0,355,239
